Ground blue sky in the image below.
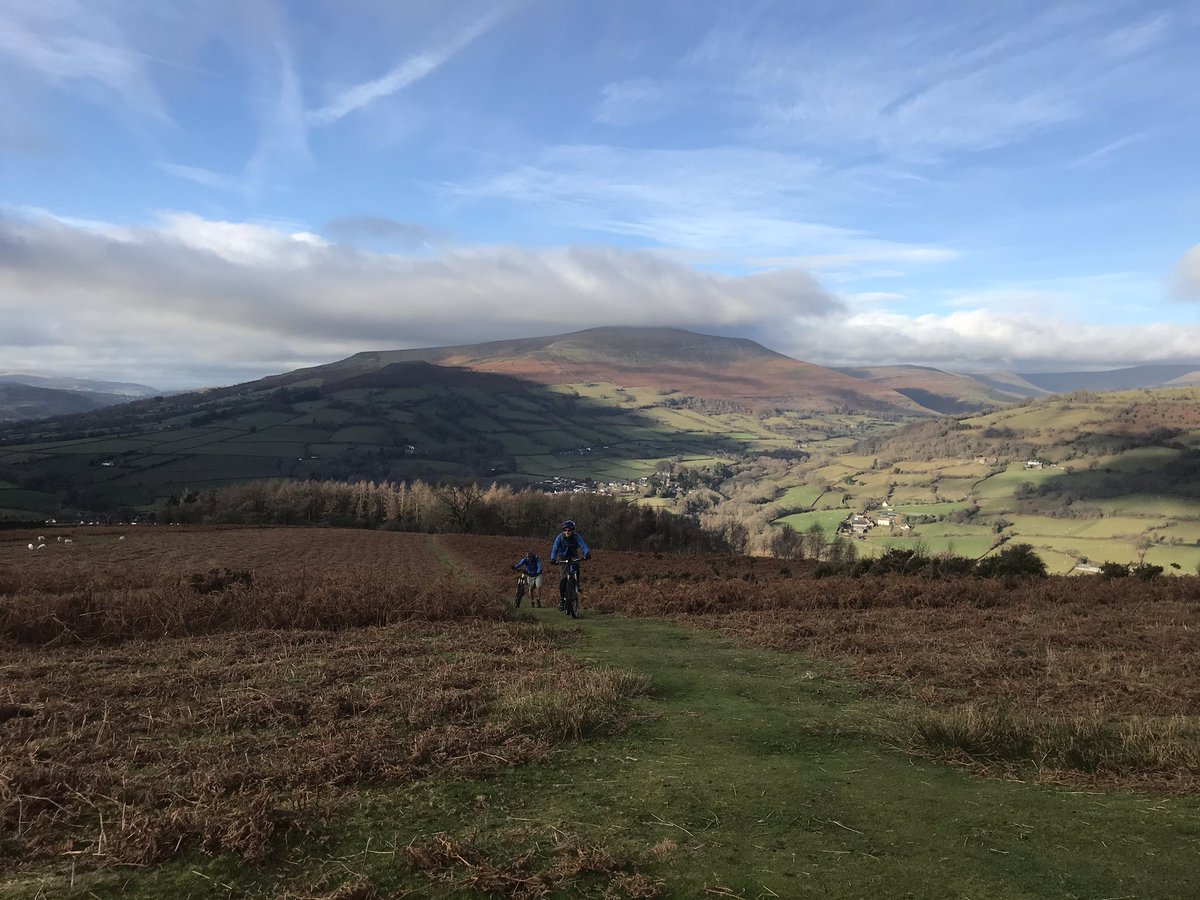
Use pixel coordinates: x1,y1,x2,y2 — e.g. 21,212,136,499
2,0,1199,389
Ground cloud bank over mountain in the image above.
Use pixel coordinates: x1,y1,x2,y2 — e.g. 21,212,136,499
4,210,1198,389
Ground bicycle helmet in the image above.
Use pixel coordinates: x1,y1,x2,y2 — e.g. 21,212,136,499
561,520,576,530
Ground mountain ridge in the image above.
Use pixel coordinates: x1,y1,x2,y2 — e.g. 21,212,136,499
273,327,930,416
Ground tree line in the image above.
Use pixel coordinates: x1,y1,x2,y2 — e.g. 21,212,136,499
163,478,726,553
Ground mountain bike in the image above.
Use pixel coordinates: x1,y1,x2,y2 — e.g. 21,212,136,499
556,557,583,619
513,572,528,608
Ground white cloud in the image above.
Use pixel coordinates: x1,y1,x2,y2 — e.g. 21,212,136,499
3,209,1192,390
0,211,841,389
1174,245,1200,300
457,144,955,271
685,3,1183,157
592,78,687,126
774,309,1200,372
306,10,503,127
0,0,168,121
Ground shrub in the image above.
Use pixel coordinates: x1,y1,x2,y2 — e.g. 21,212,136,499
1099,562,1129,578
976,543,1047,578
1130,563,1164,580
189,567,253,594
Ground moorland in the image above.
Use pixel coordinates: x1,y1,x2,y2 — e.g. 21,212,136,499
1,525,1198,898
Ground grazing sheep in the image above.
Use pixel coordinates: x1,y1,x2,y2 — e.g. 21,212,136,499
37,535,45,542
56,536,63,542
36,544,46,550
118,535,126,541
63,538,73,545
27,543,33,550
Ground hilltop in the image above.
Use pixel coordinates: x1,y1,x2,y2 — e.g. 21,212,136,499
272,326,928,415
0,328,933,520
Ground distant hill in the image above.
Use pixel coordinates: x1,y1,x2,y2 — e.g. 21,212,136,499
279,327,929,415
833,365,1030,414
843,363,1200,413
1013,364,1200,395
0,383,117,422
0,328,937,520
0,373,161,423
0,373,160,398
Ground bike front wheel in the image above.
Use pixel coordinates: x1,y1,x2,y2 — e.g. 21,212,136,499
564,580,579,618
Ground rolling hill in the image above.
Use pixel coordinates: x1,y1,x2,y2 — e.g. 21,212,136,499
0,328,933,521
0,375,161,422
274,327,929,415
833,365,1032,414
842,362,1200,416
770,386,1200,572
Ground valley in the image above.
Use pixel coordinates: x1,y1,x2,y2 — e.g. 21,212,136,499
3,328,1200,573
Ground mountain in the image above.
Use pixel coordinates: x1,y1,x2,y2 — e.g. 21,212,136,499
0,327,933,519
843,362,1200,414
0,373,161,423
0,383,117,422
833,365,1031,414
1011,364,1200,395
273,327,928,415
0,373,160,398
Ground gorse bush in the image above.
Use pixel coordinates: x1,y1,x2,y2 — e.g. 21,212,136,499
1100,561,1164,580
814,543,1048,580
974,543,1048,577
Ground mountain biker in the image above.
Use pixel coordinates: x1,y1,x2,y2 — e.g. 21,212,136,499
550,520,591,611
511,549,544,607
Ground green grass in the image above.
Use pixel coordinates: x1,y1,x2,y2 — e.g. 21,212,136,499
893,500,970,517
777,484,825,510
870,533,998,559
38,613,1200,899
0,488,57,513
774,508,850,534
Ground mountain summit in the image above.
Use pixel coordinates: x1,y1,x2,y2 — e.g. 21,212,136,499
283,327,927,415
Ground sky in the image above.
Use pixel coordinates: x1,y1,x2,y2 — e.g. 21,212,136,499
2,0,1199,391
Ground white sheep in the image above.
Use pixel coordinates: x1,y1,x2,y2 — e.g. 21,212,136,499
63,538,73,545
36,544,46,550
118,535,126,541
27,543,33,550
57,536,63,542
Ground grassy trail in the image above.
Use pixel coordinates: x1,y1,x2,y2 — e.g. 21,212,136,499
475,608,1200,898
40,608,1200,899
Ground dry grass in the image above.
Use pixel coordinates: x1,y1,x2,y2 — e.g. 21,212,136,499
907,705,1200,790
0,624,566,868
402,832,664,899
497,666,654,741
567,563,1200,792
587,574,1200,719
0,529,653,873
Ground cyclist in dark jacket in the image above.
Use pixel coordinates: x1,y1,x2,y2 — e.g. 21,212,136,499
512,550,543,606
550,520,591,610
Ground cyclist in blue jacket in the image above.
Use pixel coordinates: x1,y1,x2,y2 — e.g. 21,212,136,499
512,549,544,607
550,520,591,610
